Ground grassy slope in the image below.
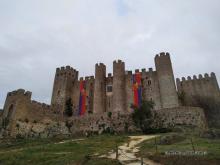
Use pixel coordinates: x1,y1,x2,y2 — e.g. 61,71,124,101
140,134,220,158
0,135,127,165
138,131,220,165
0,131,220,165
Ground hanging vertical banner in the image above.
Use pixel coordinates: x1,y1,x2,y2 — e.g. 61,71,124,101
132,72,142,107
78,80,86,116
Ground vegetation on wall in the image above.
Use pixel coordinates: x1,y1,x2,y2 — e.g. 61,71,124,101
131,100,154,133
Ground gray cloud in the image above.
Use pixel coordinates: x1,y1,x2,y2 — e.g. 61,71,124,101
0,0,220,108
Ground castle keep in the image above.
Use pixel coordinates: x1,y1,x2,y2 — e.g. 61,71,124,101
51,52,180,115
0,52,219,137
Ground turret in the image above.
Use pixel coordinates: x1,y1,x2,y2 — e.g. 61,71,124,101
155,52,179,108
1,89,32,131
93,63,106,113
51,66,78,113
113,60,126,113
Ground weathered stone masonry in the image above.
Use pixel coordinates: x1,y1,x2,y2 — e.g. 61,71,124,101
1,52,219,137
51,52,181,114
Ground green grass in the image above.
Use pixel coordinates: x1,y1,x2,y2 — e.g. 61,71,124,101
0,134,128,165
0,130,220,165
139,133,220,160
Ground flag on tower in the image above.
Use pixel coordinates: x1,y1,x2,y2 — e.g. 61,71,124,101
132,72,142,108
78,80,86,116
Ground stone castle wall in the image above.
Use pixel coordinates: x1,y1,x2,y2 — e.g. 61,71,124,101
50,52,182,115
176,73,220,105
156,106,207,129
2,106,207,138
0,89,63,137
0,52,219,138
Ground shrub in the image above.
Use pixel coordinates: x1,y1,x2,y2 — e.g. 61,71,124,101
131,100,154,134
107,112,112,118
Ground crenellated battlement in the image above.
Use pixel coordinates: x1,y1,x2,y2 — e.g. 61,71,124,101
176,72,220,106
177,73,217,83
8,89,32,98
149,68,153,72
56,66,78,78
79,77,84,81
113,59,125,65
135,69,140,73
155,52,170,59
95,63,106,68
141,68,146,73
85,76,95,81
95,63,106,75
125,70,132,76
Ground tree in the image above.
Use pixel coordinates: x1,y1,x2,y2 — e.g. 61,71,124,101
131,100,154,133
65,98,73,117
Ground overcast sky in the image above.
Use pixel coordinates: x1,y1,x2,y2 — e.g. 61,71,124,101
0,0,220,108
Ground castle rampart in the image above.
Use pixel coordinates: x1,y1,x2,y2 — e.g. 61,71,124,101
177,73,220,105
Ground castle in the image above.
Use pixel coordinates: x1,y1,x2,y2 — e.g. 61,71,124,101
50,52,219,114
0,52,219,137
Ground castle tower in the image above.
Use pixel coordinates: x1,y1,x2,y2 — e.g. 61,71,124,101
1,89,32,134
155,52,179,109
113,60,126,113
125,71,133,112
93,63,106,113
51,66,78,113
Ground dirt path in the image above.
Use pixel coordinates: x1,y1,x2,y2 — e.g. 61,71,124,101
101,135,161,165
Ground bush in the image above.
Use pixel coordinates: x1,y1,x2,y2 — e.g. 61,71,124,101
131,100,154,134
107,112,112,118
